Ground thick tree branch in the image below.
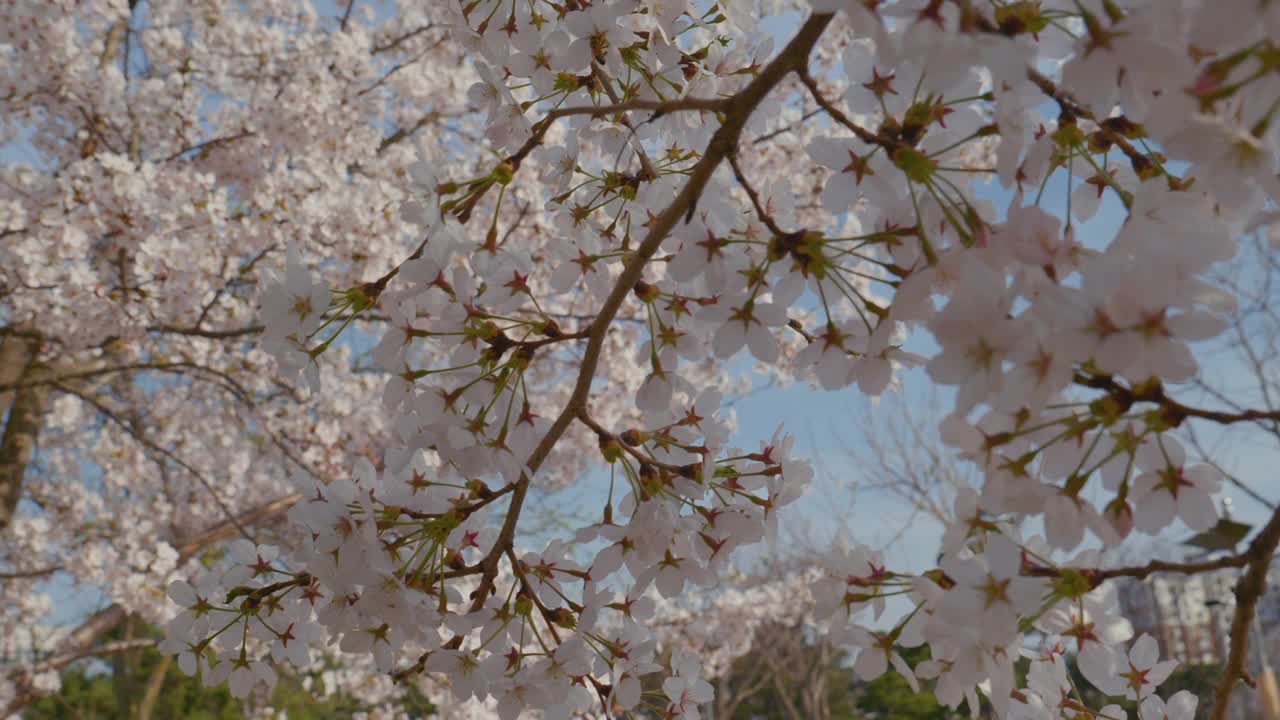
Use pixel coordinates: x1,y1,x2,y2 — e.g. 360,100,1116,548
0,340,49,532
544,96,727,122
31,638,155,674
145,323,264,339
173,493,301,558
136,653,172,720
0,565,62,580
0,333,35,419
0,361,251,401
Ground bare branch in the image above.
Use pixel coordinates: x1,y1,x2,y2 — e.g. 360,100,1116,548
338,0,356,32
0,565,61,580
161,131,254,163
372,24,437,55
174,493,301,560
145,323,264,339
545,96,727,123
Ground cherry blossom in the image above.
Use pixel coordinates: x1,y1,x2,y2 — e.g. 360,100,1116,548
5,1,1280,719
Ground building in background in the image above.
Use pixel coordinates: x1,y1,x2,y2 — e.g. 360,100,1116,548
1115,562,1280,720
1115,567,1239,664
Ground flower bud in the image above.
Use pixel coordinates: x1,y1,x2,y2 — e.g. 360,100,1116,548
632,280,660,304
676,462,702,482
467,478,493,499
550,607,577,629
510,345,535,371
620,429,647,446
639,463,661,498
1052,568,1092,599
491,162,515,186
514,591,535,617
446,549,467,571
1103,497,1134,540
598,434,624,463
539,319,563,338
891,146,936,183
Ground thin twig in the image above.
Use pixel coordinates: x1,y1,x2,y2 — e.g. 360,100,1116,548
1076,371,1280,426
338,0,356,31
53,382,257,545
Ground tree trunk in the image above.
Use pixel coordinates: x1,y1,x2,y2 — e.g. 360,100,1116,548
0,333,35,417
0,334,47,532
136,653,171,720
111,615,139,717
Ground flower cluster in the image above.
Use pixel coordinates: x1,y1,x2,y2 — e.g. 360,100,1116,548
2,0,1277,717
163,0,1280,715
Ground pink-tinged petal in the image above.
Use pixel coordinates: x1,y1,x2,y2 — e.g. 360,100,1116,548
1178,489,1218,532
712,321,745,359
817,348,852,389
821,173,859,214
1134,490,1176,535
746,325,779,363
1166,690,1198,720
167,580,197,607
1188,464,1223,492
1166,311,1227,340
853,647,888,680
1130,634,1158,668
1148,659,1178,687
615,674,641,709
986,533,1021,579
855,357,891,395
890,652,919,693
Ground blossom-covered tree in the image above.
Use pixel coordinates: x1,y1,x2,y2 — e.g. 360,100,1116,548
4,0,1280,719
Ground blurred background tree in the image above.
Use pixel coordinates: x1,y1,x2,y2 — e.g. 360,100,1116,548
22,618,436,720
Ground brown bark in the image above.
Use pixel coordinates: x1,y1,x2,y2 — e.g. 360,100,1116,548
0,334,48,531
135,653,172,720
0,333,35,417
